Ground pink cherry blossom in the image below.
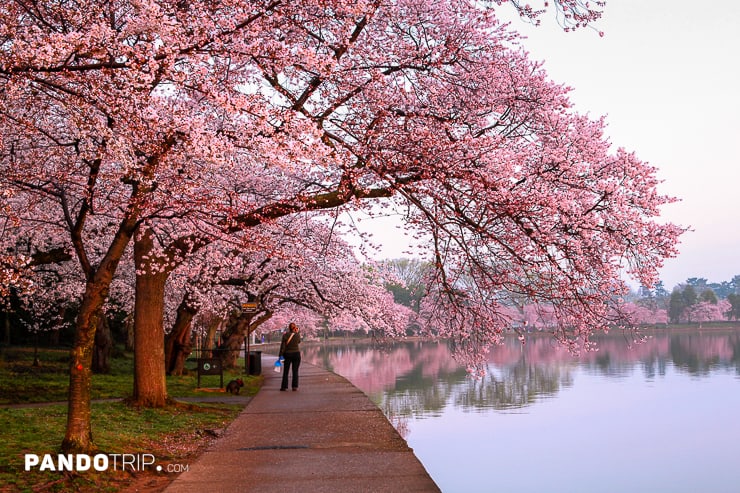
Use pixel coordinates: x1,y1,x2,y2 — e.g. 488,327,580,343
0,0,681,452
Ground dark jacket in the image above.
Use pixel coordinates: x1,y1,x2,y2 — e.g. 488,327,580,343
279,331,301,356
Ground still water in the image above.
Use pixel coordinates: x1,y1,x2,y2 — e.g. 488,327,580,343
302,329,740,493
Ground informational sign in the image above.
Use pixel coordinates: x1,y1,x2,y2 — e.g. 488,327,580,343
241,301,258,313
196,358,223,388
199,358,222,375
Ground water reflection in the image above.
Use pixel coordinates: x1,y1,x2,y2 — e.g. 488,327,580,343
302,329,740,415
303,329,740,493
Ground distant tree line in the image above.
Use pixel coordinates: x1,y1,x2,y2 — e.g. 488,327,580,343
635,276,740,324
385,263,740,327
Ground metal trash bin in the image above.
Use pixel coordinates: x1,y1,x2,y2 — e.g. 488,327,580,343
247,351,262,375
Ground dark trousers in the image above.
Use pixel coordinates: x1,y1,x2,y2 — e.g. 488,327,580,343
281,352,301,390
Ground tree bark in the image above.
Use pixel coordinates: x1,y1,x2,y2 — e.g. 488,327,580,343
132,230,168,407
164,294,198,376
203,316,222,359
218,312,249,369
92,312,112,374
124,314,135,351
62,281,110,453
216,310,272,369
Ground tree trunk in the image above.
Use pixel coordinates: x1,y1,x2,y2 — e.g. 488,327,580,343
62,282,108,453
132,231,168,407
216,310,271,369
169,338,192,376
218,331,244,369
218,312,249,369
51,305,65,346
165,294,198,376
49,327,60,346
3,312,10,345
203,316,222,359
125,314,135,352
92,313,112,374
62,229,136,452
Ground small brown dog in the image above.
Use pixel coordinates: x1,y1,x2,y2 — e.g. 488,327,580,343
226,378,244,395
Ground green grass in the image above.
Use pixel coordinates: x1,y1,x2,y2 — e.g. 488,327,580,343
0,346,262,492
0,401,243,492
0,347,259,403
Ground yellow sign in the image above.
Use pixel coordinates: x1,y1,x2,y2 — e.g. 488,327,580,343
241,302,258,313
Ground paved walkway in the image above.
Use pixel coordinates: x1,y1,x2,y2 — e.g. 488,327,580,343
165,355,440,493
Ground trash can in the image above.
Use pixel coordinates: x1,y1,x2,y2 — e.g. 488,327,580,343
247,351,262,375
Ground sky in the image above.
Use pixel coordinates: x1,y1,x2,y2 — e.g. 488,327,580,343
499,0,740,290
352,0,740,291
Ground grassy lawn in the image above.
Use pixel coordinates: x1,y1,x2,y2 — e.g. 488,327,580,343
0,346,261,492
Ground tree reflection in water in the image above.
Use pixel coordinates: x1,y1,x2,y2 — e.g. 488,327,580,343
302,329,740,416
304,329,740,493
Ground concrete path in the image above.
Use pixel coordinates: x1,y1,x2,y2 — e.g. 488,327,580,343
165,355,440,493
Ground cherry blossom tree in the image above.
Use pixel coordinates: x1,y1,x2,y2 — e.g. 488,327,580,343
0,0,298,449
1,0,682,453
0,194,27,299
687,299,730,328
133,0,681,367
162,218,411,371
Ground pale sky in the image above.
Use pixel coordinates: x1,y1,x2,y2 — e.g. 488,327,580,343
353,1,740,291
500,0,740,290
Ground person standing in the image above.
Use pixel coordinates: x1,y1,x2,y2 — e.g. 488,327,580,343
279,322,301,391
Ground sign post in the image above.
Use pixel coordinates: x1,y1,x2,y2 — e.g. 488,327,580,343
241,302,259,374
